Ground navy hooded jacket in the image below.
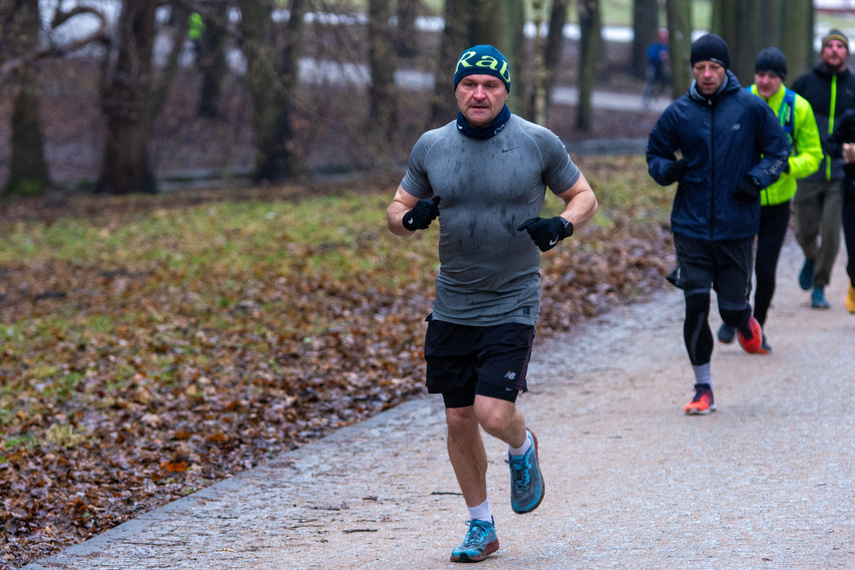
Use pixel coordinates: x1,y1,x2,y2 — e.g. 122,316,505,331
647,70,790,241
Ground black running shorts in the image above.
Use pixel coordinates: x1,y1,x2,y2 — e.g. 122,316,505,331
672,234,754,307
424,317,535,408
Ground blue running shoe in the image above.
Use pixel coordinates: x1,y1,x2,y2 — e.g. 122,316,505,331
811,285,830,309
450,518,499,563
507,429,545,514
799,259,815,291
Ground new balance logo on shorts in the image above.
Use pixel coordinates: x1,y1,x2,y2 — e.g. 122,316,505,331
504,371,517,380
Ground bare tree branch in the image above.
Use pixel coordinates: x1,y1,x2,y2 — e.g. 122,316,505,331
0,2,110,81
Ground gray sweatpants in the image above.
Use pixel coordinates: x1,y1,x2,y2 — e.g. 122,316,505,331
793,178,843,287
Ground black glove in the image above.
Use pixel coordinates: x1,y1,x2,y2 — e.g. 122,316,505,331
666,159,688,183
517,216,573,252
733,175,761,203
402,195,441,231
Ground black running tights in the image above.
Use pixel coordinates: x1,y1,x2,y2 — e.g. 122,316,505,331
754,202,791,326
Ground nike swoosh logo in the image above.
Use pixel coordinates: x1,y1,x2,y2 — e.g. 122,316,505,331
406,217,414,225
548,237,559,246
502,148,515,153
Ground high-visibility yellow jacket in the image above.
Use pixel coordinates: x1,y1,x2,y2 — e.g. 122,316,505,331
748,84,822,206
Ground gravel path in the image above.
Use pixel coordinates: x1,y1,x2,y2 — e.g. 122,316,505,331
25,238,855,569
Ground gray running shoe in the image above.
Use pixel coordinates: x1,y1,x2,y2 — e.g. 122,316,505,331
506,429,545,514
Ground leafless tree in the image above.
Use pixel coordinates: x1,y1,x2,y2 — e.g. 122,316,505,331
238,0,308,184
712,0,814,83
632,0,661,78
97,1,190,194
0,0,110,197
367,0,399,165
665,0,692,97
577,0,601,131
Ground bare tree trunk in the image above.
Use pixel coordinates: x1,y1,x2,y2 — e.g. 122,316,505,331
98,1,159,195
97,0,189,195
395,0,419,58
367,0,399,165
632,0,660,79
526,0,566,124
714,0,813,85
577,0,600,131
542,0,568,124
197,3,230,119
666,0,692,98
240,0,308,184
429,0,469,127
524,0,547,123
2,0,49,197
713,0,760,84
782,0,813,80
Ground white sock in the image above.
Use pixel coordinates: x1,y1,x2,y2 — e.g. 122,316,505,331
692,363,712,387
467,498,492,523
508,430,532,457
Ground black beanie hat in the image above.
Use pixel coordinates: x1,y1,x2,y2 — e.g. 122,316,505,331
822,29,850,53
755,47,787,80
691,33,730,69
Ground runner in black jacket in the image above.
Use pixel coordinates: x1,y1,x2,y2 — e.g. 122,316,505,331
791,29,855,308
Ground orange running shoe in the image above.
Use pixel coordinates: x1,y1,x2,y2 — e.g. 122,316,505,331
846,284,855,314
737,316,763,354
684,383,716,415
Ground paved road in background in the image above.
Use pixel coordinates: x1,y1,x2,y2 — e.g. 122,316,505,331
24,237,854,569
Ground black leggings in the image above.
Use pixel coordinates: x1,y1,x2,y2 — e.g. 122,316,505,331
844,186,855,286
754,202,791,326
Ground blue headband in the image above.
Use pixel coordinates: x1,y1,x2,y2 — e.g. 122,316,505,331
453,45,511,92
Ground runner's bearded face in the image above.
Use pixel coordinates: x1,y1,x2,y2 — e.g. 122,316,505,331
455,73,509,127
822,40,848,72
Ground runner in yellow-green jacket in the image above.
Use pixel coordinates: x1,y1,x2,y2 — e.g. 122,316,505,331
717,47,822,352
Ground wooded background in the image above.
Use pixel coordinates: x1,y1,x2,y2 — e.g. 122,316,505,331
0,0,829,197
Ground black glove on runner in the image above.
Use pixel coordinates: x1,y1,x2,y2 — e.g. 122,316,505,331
402,195,441,231
666,159,688,183
733,175,761,203
517,216,573,252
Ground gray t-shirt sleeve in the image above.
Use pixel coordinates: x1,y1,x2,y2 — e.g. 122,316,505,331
400,123,455,199
528,126,582,195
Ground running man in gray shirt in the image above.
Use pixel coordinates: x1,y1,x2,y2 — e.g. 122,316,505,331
386,44,598,563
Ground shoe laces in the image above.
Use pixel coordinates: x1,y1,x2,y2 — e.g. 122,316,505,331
691,386,711,404
506,452,531,490
462,519,493,546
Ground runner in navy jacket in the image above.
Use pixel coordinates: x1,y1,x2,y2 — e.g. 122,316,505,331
646,34,789,416
648,72,789,241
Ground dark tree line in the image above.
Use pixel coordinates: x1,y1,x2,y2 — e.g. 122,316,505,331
0,0,818,197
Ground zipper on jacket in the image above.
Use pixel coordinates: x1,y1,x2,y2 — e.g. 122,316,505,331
709,98,716,240
827,74,838,181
